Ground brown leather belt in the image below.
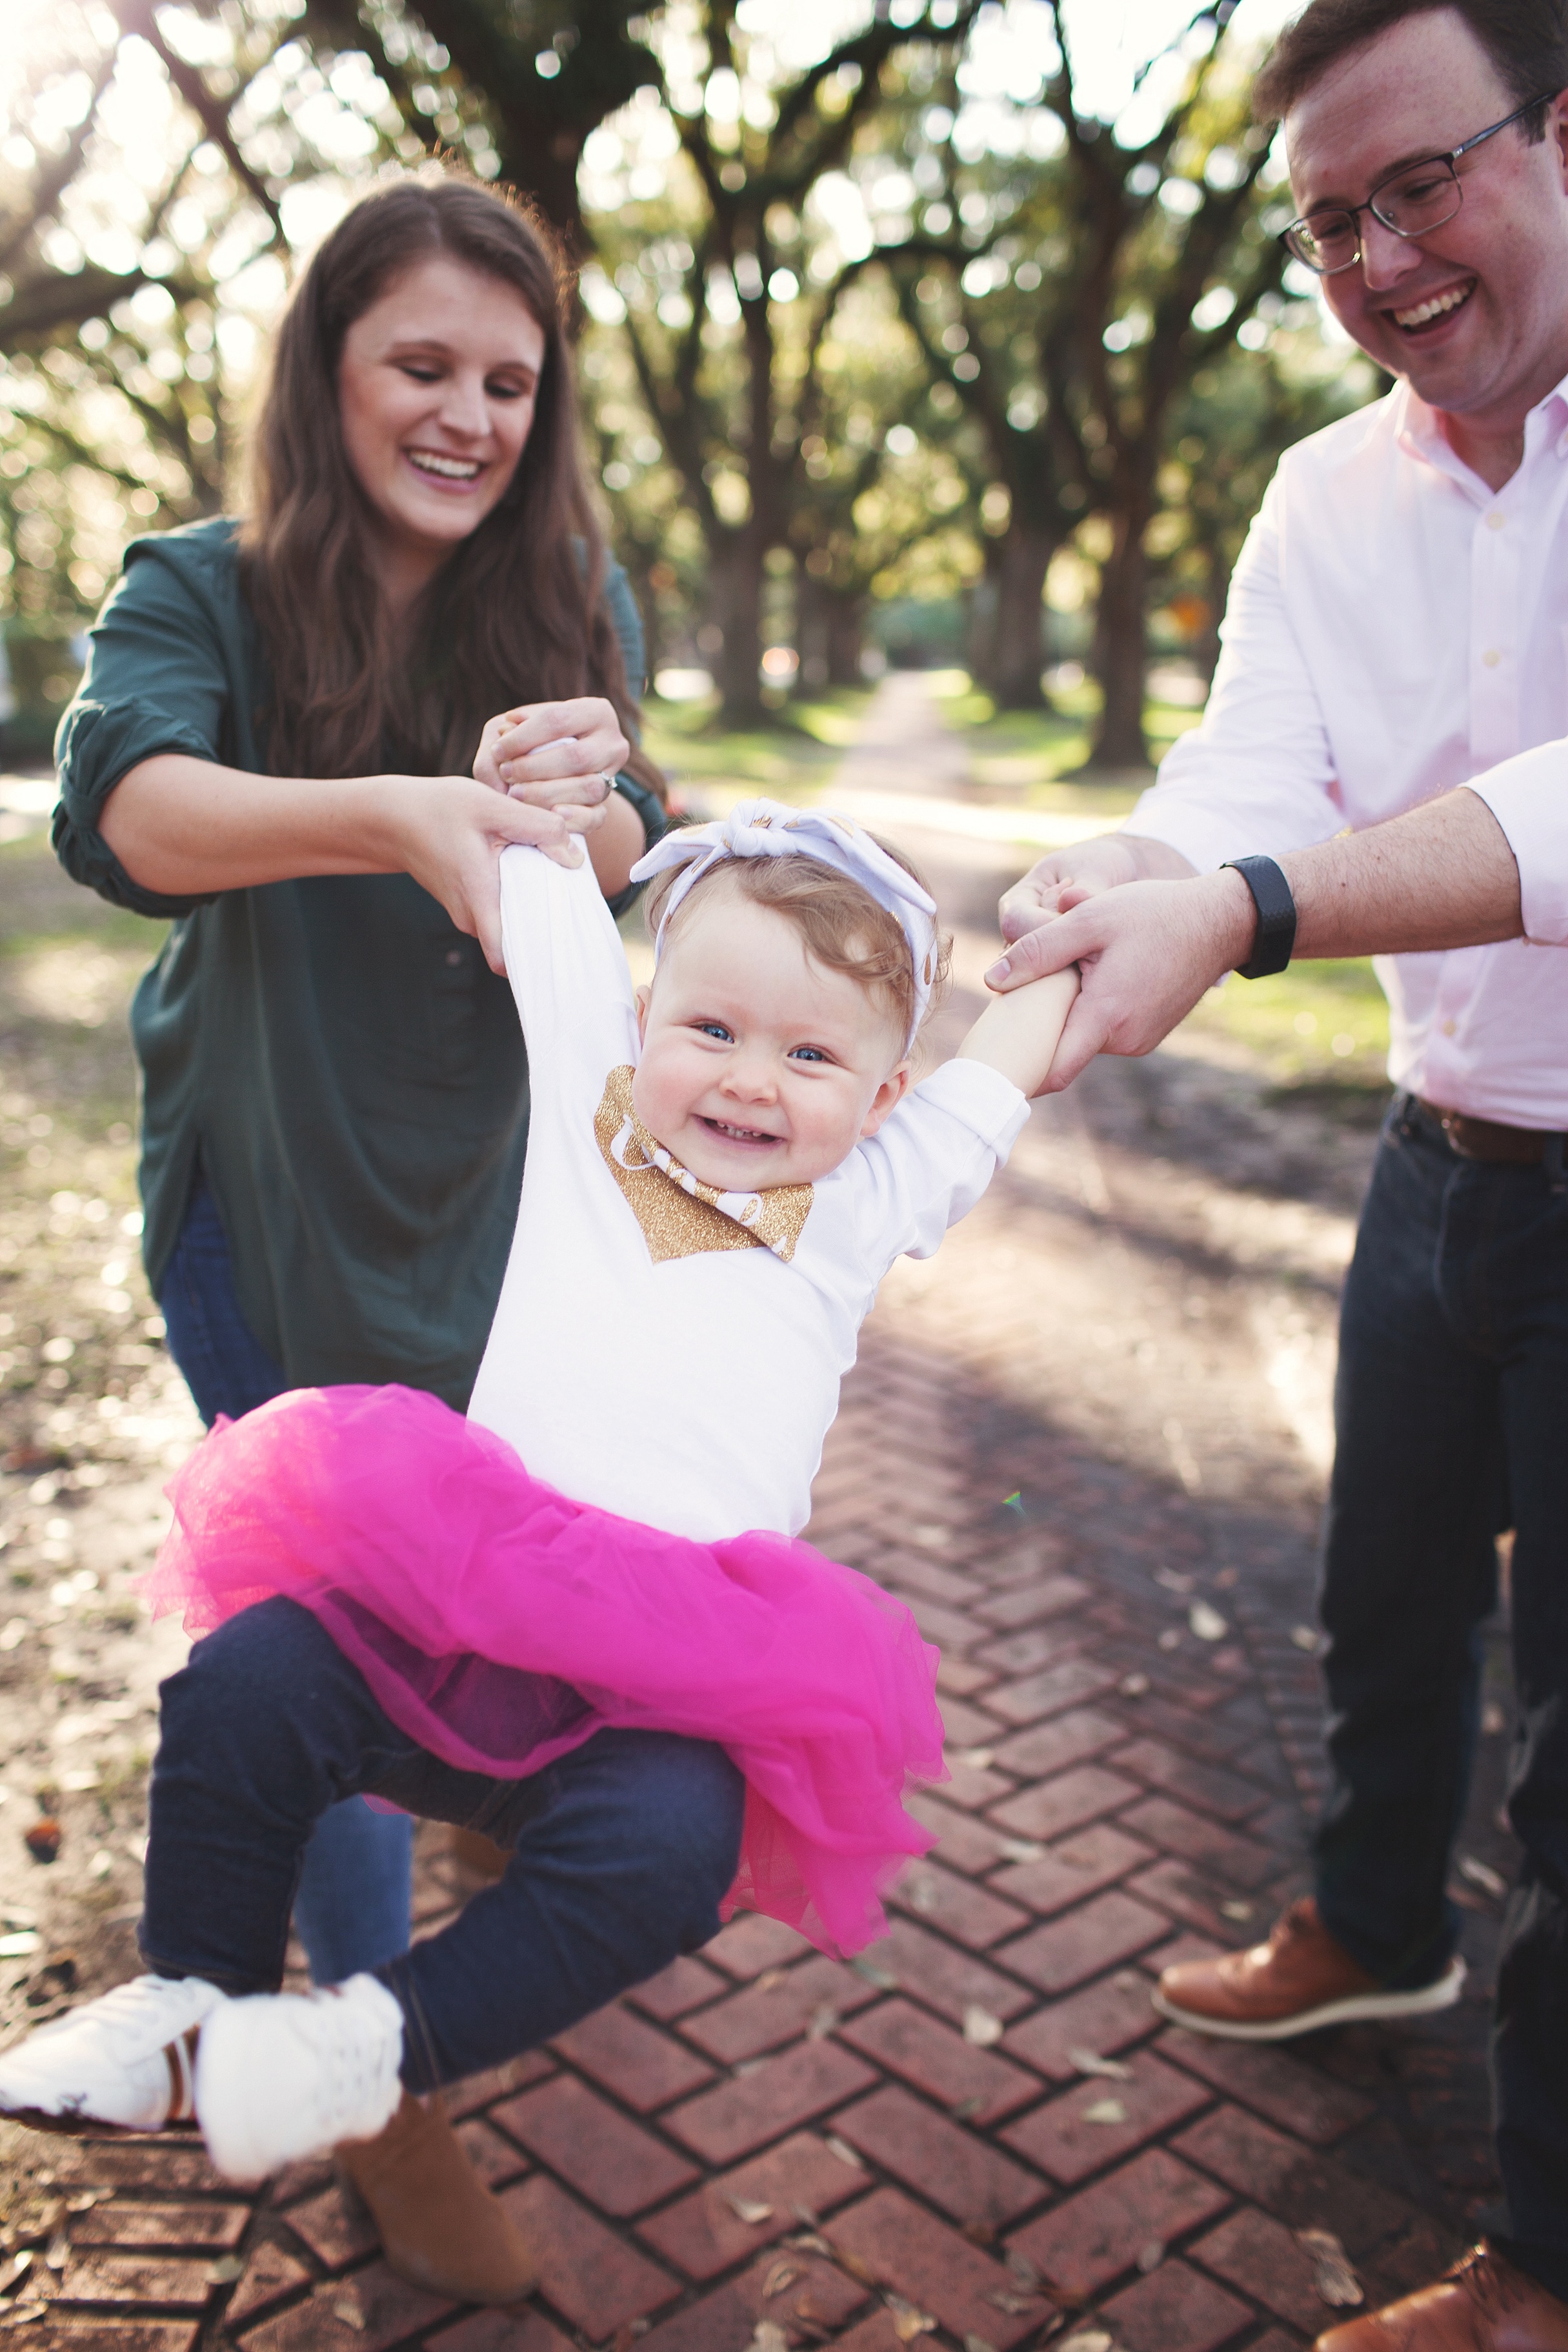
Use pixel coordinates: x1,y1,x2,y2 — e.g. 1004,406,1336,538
1416,1098,1558,1163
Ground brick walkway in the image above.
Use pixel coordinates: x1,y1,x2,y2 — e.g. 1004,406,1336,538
0,681,1514,2351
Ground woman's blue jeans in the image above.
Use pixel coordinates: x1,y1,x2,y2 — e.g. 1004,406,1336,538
1315,1098,1568,2297
157,1178,415,1984
142,1597,744,2088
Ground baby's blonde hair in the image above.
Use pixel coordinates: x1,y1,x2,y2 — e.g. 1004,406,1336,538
643,830,951,1047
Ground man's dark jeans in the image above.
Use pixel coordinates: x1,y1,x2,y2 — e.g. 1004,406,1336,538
1315,1096,1568,2297
157,1177,416,1984
143,1597,745,2089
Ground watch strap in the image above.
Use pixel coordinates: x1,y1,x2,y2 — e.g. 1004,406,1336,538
1222,854,1297,980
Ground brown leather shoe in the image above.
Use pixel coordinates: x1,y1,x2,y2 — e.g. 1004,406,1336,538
1153,1896,1466,2041
336,2091,535,2306
1315,2244,1568,2349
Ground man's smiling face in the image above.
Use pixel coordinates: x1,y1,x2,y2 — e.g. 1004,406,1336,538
1286,9,1568,428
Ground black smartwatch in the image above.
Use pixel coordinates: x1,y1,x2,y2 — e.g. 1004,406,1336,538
1221,854,1297,980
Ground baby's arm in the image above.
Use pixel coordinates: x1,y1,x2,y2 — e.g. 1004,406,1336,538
954,967,1080,1097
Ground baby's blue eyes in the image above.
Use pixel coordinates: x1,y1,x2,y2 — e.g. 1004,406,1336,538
689,1025,829,1065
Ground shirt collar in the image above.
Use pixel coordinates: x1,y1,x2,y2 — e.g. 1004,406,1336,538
1396,369,1568,499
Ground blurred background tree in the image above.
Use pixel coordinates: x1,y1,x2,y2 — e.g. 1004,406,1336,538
0,0,1380,765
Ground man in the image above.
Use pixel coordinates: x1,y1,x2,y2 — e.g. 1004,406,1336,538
991,6,1568,2346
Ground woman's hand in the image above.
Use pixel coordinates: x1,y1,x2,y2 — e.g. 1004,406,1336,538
377,772,604,974
474,698,630,813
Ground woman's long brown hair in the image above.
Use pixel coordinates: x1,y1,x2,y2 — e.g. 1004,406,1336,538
241,165,662,796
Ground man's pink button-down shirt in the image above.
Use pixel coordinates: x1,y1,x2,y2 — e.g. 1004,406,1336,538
1130,375,1568,1128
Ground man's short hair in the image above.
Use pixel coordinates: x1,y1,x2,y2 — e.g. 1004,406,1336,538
1254,1,1568,132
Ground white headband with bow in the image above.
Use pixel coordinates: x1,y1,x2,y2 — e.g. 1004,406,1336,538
630,798,939,1049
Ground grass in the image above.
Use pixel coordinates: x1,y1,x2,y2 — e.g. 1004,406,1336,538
644,687,874,811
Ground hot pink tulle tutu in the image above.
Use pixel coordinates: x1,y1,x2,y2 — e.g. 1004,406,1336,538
141,1385,946,1957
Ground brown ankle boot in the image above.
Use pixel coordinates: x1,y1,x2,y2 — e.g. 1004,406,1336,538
336,2091,534,2306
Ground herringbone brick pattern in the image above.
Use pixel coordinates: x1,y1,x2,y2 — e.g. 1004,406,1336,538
6,1219,1492,2351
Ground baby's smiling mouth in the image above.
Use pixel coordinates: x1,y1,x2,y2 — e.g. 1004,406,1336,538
1391,277,1476,332
701,1116,780,1145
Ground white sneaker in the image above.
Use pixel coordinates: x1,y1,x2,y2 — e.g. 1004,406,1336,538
0,1974,225,2135
194,1972,405,2184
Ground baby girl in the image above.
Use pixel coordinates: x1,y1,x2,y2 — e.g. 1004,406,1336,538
0,801,1075,2215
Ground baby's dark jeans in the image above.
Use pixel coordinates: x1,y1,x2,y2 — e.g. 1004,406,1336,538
140,1596,746,2090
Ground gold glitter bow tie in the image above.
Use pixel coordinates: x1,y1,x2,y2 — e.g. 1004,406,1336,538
593,1065,813,1265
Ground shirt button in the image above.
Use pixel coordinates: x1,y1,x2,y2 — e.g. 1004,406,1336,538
1485,510,1506,530
1482,648,1502,667
1442,1018,1458,1037
445,949,463,967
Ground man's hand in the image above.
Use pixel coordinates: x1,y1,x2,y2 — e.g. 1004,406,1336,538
999,832,1198,943
983,869,1258,1091
474,699,630,813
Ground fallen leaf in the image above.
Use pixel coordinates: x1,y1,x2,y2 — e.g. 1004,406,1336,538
903,1873,940,1915
1080,2097,1128,2126
964,2335,999,2352
1118,1673,1149,1697
330,2301,367,2331
985,2292,1038,2315
1154,1569,1193,1594
727,2198,774,2226
962,2004,1003,2048
0,1935,40,1960
1220,1900,1253,1922
1298,2229,1363,2309
824,2136,865,2171
1058,2333,1112,2352
1291,1624,1320,1651
762,2262,799,2300
1459,1854,1507,1900
805,2004,838,2041
1136,2239,1163,2275
21,1823,59,1866
827,2244,881,2288
885,2294,937,2341
1067,2047,1131,2082
750,2324,789,2352
41,2233,68,2275
997,1838,1043,1865
63,2195,107,2216
950,2095,984,2121
1004,2251,1043,2292
850,1957,898,1990
1,2302,48,2329
954,1748,995,1771
0,2259,32,2300
785,2233,832,2258
754,1969,788,1994
1189,1601,1228,1642
206,2255,245,2285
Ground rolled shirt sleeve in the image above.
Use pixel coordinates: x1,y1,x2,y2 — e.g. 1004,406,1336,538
1463,748,1568,945
1128,474,1349,871
54,530,242,919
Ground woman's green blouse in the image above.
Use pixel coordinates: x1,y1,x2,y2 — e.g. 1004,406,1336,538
53,516,664,1409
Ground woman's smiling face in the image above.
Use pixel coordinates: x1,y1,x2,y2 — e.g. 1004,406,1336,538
337,252,546,586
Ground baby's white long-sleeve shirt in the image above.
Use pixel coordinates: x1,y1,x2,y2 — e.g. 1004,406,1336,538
467,845,1028,1543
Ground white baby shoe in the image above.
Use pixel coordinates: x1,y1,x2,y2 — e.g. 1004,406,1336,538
0,1973,226,2133
194,1972,405,2184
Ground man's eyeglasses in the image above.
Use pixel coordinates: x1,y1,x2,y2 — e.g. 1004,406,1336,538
1280,93,1559,276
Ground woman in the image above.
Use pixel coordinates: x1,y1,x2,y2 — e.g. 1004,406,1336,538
53,166,667,2297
